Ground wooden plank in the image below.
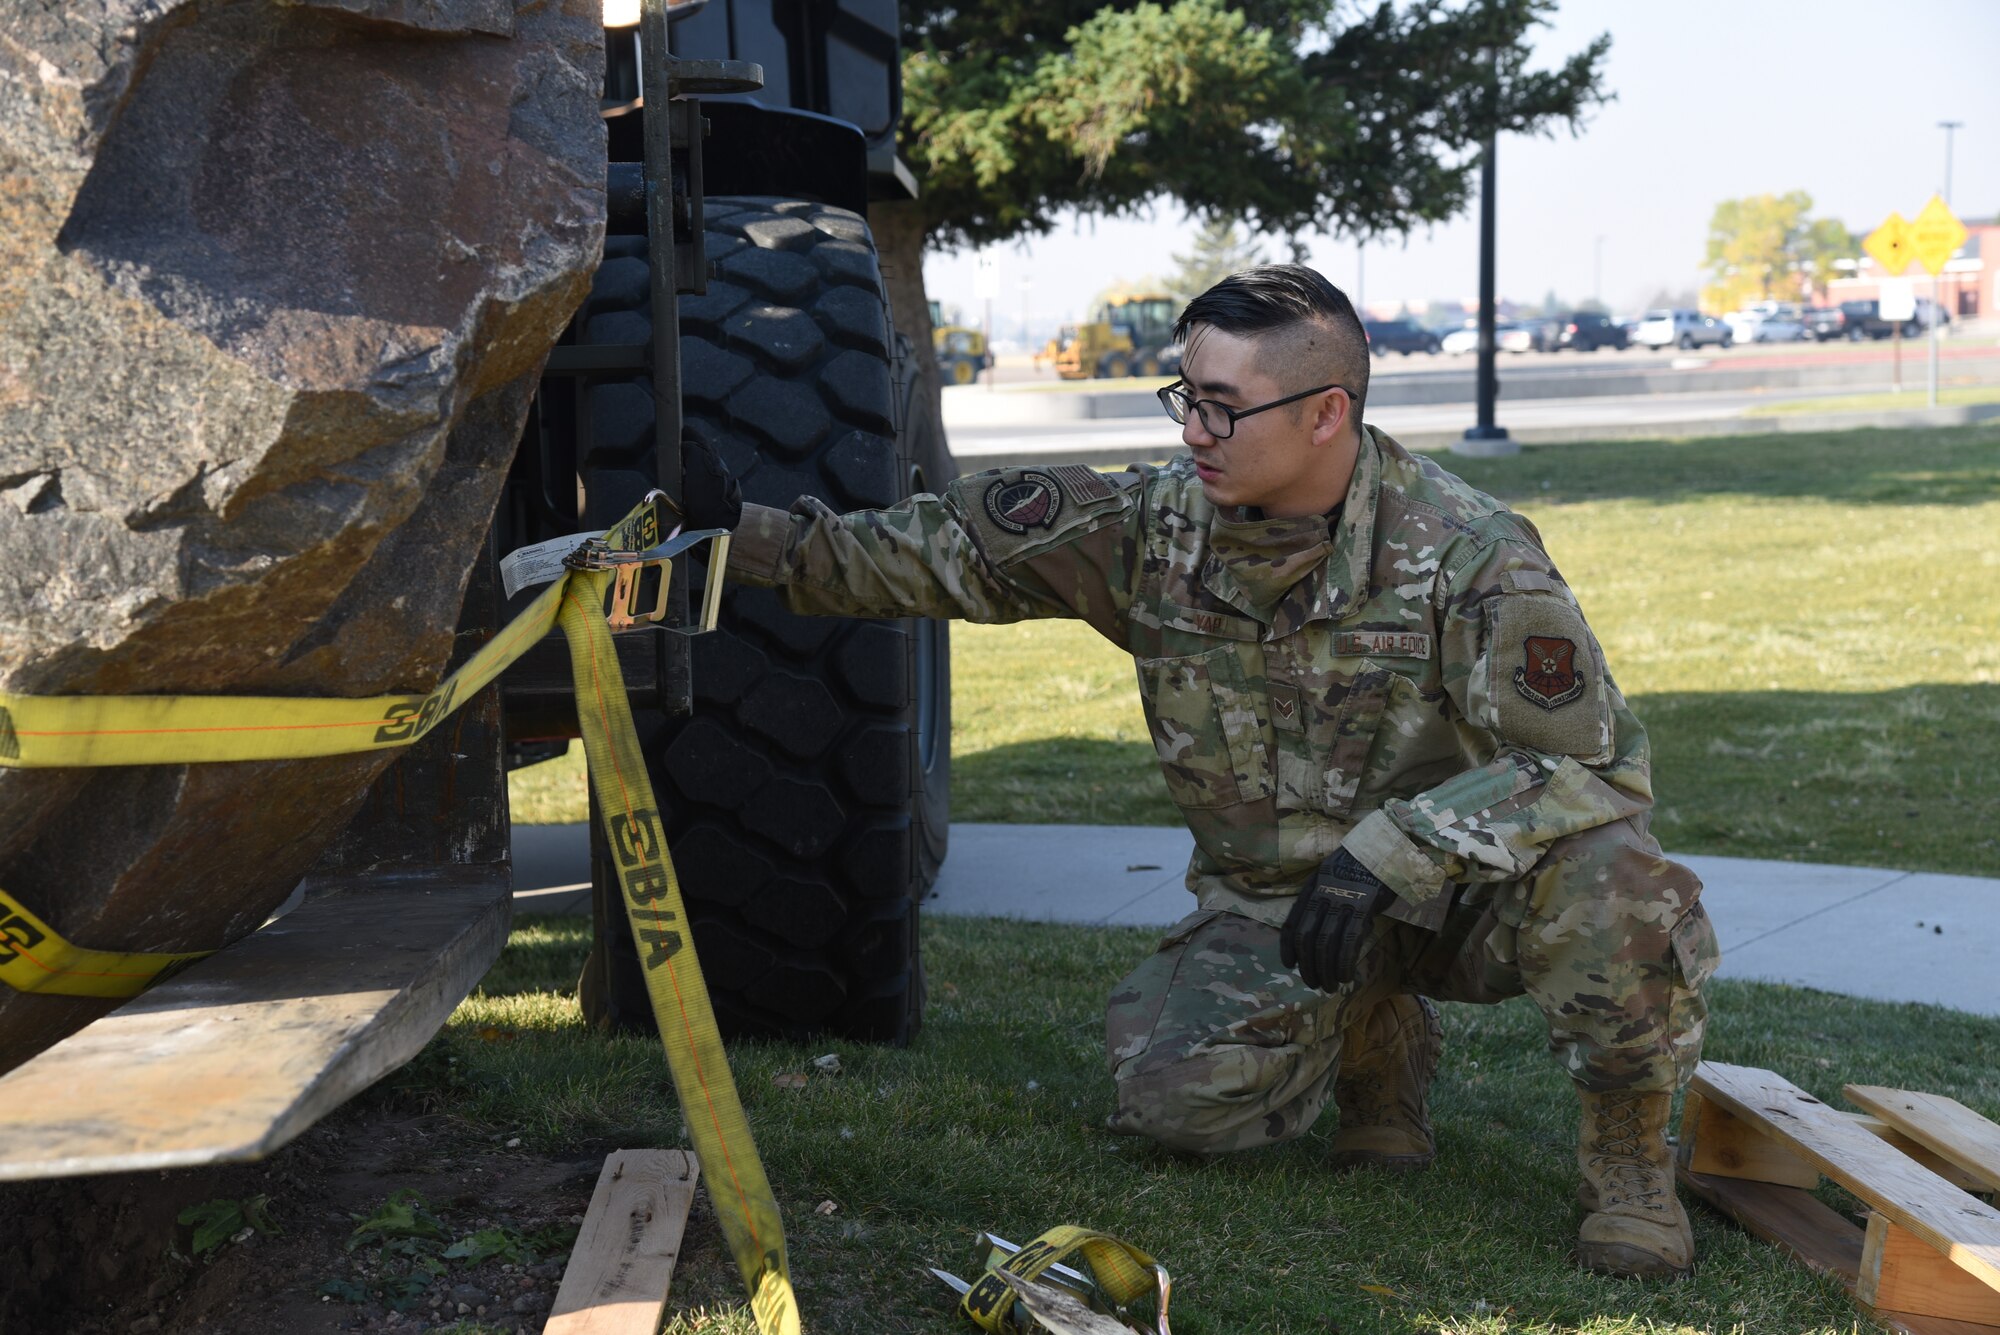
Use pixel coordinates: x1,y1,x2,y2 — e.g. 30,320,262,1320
1692,1063,2000,1292
1847,1113,1998,1196
1861,1215,2000,1326
1677,1093,1988,1192
1679,1167,1866,1282
1678,1170,1997,1335
1680,1089,1821,1187
1849,1087,2000,1196
1678,1090,1989,1193
548,1150,700,1335
0,867,511,1180
1677,1093,1987,1192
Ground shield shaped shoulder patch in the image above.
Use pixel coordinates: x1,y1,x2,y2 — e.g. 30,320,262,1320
1488,592,1610,760
1515,635,1585,710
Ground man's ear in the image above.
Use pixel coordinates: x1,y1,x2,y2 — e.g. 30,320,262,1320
1310,387,1353,447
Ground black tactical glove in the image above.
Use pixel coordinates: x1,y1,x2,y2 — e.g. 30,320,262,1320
1280,848,1396,992
674,433,742,532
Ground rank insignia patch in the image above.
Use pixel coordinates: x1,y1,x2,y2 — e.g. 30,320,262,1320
1514,635,1585,710
983,470,1064,535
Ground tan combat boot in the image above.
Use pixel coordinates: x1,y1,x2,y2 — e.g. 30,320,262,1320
1575,1089,1694,1279
1329,994,1442,1172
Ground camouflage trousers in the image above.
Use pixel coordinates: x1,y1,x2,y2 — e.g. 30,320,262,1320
1103,817,1721,1155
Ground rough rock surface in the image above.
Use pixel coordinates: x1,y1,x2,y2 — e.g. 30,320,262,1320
0,0,605,1072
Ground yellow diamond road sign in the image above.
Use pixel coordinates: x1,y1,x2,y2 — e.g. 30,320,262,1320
1864,213,1913,276
1908,194,1969,275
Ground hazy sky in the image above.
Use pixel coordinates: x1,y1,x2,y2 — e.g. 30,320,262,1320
922,0,2000,327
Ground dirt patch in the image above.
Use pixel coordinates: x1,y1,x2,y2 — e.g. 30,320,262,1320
0,1093,681,1334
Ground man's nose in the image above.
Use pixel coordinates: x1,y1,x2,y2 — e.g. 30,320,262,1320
1182,415,1216,450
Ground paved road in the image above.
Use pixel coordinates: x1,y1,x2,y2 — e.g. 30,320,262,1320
992,336,2000,386
942,385,2000,468
947,385,1862,461
513,821,2000,1016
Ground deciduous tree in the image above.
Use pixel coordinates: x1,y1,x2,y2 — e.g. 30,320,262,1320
1700,192,1858,310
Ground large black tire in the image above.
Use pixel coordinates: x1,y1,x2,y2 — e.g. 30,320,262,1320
578,197,947,1045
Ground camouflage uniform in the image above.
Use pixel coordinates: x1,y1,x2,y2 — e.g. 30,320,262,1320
728,425,1720,1154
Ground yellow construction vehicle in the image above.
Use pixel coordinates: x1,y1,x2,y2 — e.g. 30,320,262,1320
929,299,991,385
936,325,992,385
1043,293,1180,380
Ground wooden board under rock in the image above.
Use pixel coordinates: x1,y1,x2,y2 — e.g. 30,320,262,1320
549,1150,701,1334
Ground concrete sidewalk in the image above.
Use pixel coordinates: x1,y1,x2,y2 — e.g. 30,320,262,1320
511,821,2000,1018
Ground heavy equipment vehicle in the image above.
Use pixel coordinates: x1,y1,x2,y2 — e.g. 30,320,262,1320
502,0,953,1047
936,325,993,385
1042,292,1179,379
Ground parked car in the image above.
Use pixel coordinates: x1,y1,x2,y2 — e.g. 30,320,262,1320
1804,306,1847,341
1363,318,1442,356
1634,308,1732,350
1838,300,1921,340
1440,323,1481,355
1517,318,1562,352
1752,313,1807,342
1440,322,1533,354
1554,312,1629,351
1729,309,1807,342
1723,310,1766,344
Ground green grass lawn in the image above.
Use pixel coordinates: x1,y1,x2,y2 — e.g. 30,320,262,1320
517,424,2000,877
396,913,1999,1334
1747,384,2000,416
949,424,2000,877
475,426,2000,1333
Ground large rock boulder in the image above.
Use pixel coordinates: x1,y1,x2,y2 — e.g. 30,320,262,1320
0,0,605,1072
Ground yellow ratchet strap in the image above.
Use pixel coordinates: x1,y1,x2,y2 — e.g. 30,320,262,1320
0,498,798,1335
961,1225,1169,1333
0,889,211,999
558,568,797,1335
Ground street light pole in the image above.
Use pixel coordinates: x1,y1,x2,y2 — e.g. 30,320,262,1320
1932,120,1962,407
1938,120,1963,204
1456,129,1513,456
1593,235,1605,306
1455,8,1512,457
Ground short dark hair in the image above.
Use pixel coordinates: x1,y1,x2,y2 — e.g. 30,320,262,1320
1174,264,1368,420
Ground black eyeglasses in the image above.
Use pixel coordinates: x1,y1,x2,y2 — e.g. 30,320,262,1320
1156,381,1350,440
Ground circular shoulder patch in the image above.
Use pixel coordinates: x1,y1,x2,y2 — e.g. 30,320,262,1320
983,470,1064,536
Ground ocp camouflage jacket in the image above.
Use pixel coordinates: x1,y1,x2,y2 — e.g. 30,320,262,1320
727,426,1655,931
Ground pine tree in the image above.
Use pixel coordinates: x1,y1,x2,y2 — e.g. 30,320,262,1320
874,0,1612,419
1168,219,1269,300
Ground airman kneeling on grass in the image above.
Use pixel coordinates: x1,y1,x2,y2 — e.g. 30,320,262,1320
693,264,1721,1279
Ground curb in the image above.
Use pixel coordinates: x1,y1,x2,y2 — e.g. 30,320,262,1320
944,354,2000,427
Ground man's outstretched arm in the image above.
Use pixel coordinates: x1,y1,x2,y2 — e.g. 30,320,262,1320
726,462,1144,640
